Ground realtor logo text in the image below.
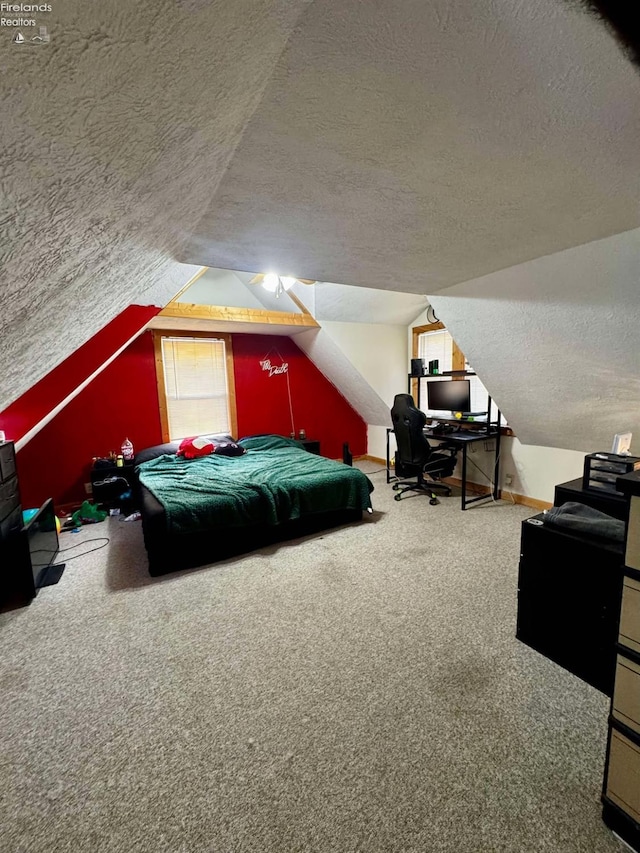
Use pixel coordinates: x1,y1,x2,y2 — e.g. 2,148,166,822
1,4,52,10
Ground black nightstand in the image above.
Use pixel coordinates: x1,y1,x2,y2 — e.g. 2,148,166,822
300,439,320,455
90,463,136,508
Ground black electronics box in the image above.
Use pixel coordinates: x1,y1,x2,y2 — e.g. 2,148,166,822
582,452,640,495
410,358,424,377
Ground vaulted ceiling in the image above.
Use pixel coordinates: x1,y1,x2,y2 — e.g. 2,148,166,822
1,0,639,414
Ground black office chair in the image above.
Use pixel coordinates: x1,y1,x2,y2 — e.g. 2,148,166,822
390,393,458,503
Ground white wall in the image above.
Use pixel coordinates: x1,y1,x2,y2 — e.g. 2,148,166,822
502,439,584,503
177,269,266,309
455,436,584,505
294,327,392,436
320,321,407,460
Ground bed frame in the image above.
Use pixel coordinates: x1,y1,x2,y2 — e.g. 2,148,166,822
132,441,365,576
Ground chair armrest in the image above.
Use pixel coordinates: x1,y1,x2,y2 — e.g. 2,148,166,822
423,451,457,476
429,443,458,456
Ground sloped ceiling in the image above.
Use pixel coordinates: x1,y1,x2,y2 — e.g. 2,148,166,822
184,0,640,288
177,268,426,325
174,268,291,312
2,0,639,428
429,227,640,452
314,283,427,325
0,0,311,410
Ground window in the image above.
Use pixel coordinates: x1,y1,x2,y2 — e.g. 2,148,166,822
417,329,453,375
414,325,507,426
155,333,237,441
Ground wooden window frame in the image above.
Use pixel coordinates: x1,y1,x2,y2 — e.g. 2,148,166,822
411,321,465,399
152,330,238,443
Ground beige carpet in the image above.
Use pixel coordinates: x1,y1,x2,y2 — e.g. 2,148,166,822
0,465,625,852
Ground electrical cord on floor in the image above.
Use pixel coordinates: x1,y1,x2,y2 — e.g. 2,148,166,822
489,450,516,503
57,537,110,560
466,451,516,505
464,451,512,504
501,486,517,505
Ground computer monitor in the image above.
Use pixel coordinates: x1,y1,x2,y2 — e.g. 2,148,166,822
427,379,471,414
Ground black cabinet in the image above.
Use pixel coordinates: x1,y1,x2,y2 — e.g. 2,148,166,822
0,442,34,608
91,462,136,508
555,477,629,521
516,515,625,695
300,439,320,455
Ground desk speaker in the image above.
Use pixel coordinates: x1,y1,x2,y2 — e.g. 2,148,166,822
410,358,424,377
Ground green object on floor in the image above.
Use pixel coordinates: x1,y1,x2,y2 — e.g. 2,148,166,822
71,500,107,527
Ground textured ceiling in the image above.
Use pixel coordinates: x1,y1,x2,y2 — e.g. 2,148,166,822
0,0,310,409
2,0,639,414
184,0,640,291
429,227,640,452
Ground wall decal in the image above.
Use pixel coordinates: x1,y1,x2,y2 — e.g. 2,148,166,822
260,348,295,434
259,358,289,377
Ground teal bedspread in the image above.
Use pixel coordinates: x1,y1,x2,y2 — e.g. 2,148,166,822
137,435,373,534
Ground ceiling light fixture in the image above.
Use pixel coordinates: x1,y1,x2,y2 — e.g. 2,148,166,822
249,272,317,298
261,273,296,297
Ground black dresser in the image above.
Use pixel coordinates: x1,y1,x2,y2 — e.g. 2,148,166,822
516,514,625,695
0,442,34,607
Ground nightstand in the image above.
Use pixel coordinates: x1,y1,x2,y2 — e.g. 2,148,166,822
90,462,136,508
300,439,320,455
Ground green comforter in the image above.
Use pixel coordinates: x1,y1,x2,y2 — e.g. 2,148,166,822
137,435,373,534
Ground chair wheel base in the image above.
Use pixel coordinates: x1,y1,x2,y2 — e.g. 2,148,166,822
429,497,440,505
394,493,402,501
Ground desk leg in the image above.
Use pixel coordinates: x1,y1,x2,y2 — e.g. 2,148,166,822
493,426,501,500
386,429,392,484
461,444,468,510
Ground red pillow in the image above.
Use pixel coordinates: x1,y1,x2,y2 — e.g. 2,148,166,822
177,436,215,459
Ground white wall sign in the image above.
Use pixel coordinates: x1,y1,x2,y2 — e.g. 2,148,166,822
260,358,289,377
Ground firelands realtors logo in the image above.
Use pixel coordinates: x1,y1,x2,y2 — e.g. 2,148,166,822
2,2,52,44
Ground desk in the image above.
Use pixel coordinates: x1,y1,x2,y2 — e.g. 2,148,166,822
386,426,501,510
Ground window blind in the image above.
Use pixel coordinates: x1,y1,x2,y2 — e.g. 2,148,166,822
161,337,230,440
417,330,453,414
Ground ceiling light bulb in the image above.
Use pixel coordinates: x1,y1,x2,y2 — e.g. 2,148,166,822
263,273,279,292
281,277,296,290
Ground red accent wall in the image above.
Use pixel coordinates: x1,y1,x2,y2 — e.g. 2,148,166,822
16,332,163,509
0,305,159,442
233,335,366,460
14,331,367,509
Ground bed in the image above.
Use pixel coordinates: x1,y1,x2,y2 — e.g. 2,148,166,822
133,434,374,576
